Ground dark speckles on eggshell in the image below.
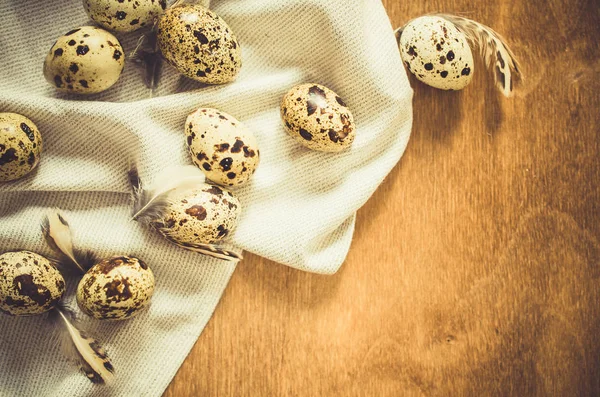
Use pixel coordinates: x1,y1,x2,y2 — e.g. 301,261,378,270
53,48,63,57
20,123,35,142
65,28,81,36
230,139,244,153
186,205,207,221
193,30,209,44
113,49,122,60
68,39,77,46
299,128,313,141
0,148,18,165
76,45,89,55
219,157,233,171
115,11,127,20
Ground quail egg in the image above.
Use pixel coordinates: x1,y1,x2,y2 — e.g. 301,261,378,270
44,26,125,94
0,113,43,182
186,108,260,187
157,4,242,84
77,256,154,320
399,16,474,90
84,0,166,33
0,251,65,316
280,83,355,152
155,184,241,246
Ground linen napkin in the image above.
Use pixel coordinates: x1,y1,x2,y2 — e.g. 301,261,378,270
0,0,412,395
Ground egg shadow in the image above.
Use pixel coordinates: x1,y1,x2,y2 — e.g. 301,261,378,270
409,74,464,145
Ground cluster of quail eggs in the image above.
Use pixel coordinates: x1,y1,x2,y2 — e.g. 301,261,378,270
43,1,242,94
0,212,155,321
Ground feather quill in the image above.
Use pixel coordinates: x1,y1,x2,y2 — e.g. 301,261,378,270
129,165,206,223
436,14,522,97
41,209,95,274
51,306,114,384
158,233,243,261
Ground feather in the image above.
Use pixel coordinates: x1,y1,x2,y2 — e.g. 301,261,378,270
130,24,163,92
129,165,206,223
436,14,522,97
41,209,95,274
50,306,114,384
158,233,243,261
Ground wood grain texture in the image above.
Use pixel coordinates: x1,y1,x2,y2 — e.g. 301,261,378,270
164,1,600,395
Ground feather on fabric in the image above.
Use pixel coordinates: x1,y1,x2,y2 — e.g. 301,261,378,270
51,307,114,384
129,165,206,224
41,209,95,274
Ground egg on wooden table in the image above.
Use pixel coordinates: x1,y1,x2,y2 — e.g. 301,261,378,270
154,184,241,247
0,251,65,316
157,4,242,84
280,83,355,152
399,16,474,90
84,0,166,32
77,256,154,320
44,26,125,94
186,108,260,187
0,113,43,182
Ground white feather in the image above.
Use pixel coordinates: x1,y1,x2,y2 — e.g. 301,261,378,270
130,165,206,222
437,14,522,97
41,209,86,273
55,308,114,384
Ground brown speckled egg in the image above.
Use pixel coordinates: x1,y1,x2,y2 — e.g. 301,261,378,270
399,16,474,90
0,251,65,316
186,108,260,187
157,4,242,84
44,26,125,94
155,184,241,246
0,113,42,182
280,83,355,152
84,0,166,33
77,256,154,321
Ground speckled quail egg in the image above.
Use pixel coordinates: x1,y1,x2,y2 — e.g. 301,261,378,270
157,4,242,84
83,0,166,33
0,113,42,182
0,251,65,316
186,108,260,187
280,83,355,152
77,256,154,320
44,26,125,94
155,184,241,246
399,16,474,90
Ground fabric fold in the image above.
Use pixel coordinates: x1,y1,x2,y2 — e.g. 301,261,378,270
0,0,411,395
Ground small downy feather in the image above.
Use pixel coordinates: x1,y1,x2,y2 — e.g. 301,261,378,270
437,14,522,97
159,233,243,261
51,306,114,384
130,22,162,92
41,209,95,274
129,164,206,224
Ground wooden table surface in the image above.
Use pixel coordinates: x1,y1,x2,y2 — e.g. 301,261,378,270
165,1,600,395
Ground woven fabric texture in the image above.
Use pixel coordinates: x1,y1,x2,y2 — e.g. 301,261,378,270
0,0,412,396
